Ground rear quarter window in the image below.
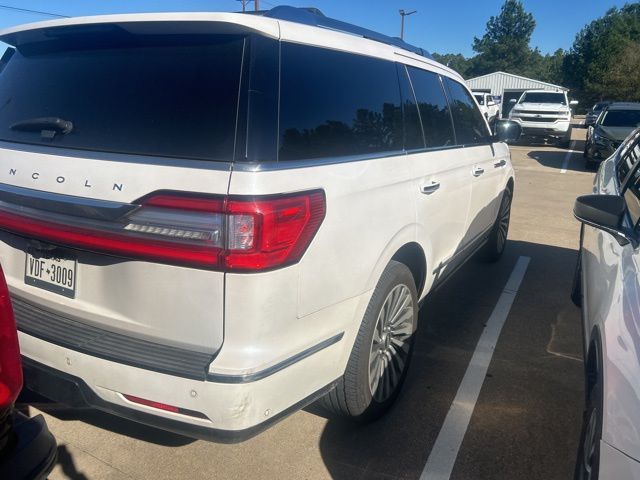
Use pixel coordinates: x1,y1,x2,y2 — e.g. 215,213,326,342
0,33,244,162
407,67,455,148
278,43,404,161
443,77,491,146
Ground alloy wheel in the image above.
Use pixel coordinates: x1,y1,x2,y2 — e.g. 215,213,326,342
497,191,512,252
368,284,414,402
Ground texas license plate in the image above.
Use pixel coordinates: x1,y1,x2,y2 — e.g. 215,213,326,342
25,251,77,298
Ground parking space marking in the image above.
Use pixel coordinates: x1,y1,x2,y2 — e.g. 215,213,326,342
420,256,531,480
560,140,579,173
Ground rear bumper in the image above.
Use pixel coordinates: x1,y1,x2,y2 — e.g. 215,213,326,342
0,410,57,480
22,357,335,443
18,328,344,442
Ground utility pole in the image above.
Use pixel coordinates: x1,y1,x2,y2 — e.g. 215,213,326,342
237,0,249,13
399,9,417,40
255,0,260,11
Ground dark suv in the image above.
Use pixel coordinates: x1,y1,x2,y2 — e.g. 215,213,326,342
584,102,640,168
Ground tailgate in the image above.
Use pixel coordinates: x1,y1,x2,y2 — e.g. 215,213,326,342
0,148,231,376
0,24,247,376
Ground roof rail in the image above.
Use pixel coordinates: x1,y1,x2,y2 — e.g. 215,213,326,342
254,5,432,60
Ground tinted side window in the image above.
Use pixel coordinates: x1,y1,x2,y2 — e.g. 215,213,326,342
617,132,640,186
397,65,425,150
624,177,640,227
407,67,455,148
279,44,403,161
443,77,491,146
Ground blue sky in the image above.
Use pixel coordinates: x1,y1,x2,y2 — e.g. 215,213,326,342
0,1,631,56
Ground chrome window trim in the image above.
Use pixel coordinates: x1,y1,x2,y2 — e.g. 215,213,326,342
0,141,233,171
0,182,135,221
233,142,491,172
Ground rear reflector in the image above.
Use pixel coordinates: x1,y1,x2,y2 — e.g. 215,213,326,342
123,394,208,419
0,189,326,271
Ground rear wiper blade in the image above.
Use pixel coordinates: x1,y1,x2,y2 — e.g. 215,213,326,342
10,117,73,136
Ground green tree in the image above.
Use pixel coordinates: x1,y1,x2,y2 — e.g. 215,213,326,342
601,40,640,101
431,53,471,77
564,4,640,104
468,0,536,77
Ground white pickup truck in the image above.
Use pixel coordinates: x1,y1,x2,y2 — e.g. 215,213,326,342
508,89,577,147
473,92,500,125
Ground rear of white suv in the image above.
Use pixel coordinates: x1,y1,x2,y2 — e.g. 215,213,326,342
0,9,517,441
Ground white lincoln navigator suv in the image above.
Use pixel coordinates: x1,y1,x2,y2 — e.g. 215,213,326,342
0,7,518,441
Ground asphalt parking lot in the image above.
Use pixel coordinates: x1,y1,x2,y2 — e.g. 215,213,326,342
19,125,595,480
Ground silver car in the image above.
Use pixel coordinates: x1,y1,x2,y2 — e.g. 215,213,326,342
573,128,640,478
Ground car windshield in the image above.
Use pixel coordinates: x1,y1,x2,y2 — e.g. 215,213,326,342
520,92,566,105
600,110,640,127
473,94,485,105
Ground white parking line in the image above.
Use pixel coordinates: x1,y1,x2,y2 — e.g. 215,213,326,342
560,140,578,173
420,256,531,480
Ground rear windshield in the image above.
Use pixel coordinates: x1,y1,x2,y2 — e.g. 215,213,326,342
520,92,566,105
601,110,640,128
473,94,485,105
0,34,244,161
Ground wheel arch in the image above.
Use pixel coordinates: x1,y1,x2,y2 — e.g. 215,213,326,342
585,325,603,402
390,242,427,298
364,225,430,301
506,176,514,194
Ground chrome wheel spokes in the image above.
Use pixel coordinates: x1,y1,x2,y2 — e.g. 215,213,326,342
497,192,511,251
368,284,414,402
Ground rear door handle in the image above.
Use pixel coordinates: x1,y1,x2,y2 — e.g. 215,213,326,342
420,181,441,195
494,159,507,168
472,167,485,177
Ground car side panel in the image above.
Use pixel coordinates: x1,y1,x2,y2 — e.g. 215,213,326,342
582,222,640,463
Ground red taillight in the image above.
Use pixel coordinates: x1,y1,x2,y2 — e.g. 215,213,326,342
0,266,22,410
224,192,326,270
0,190,325,272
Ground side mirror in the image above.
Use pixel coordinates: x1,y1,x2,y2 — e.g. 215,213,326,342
574,194,636,247
570,100,579,106
493,120,522,143
509,98,517,104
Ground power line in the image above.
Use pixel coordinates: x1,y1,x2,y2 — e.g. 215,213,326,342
0,4,68,18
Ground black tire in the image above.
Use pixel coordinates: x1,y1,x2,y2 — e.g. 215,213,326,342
574,344,603,480
559,136,571,149
478,186,512,262
321,260,417,421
